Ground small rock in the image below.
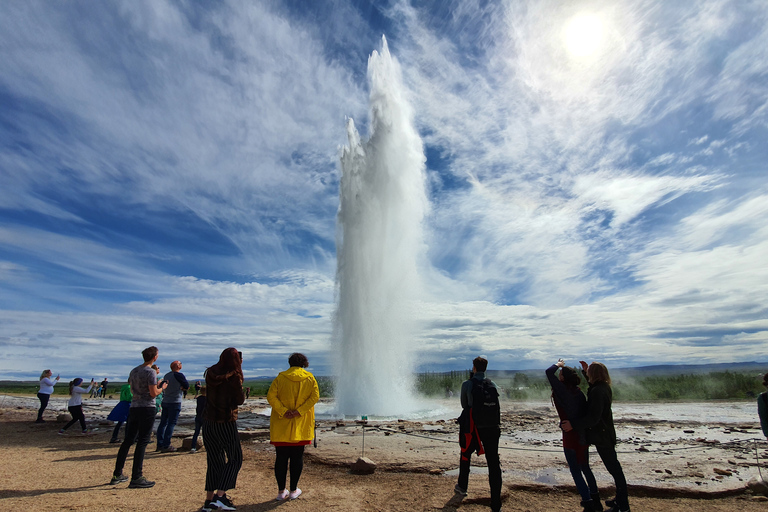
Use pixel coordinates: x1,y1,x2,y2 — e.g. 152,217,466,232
637,446,649,452
747,477,768,496
713,468,732,476
57,413,71,422
350,457,376,475
665,469,672,475
429,468,443,475
683,430,695,433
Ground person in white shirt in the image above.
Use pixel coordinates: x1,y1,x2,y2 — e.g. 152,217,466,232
59,378,95,434
36,369,60,423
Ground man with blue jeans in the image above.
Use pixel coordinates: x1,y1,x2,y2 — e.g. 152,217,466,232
156,360,189,452
111,346,168,488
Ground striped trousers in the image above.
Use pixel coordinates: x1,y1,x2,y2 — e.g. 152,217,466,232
203,420,243,492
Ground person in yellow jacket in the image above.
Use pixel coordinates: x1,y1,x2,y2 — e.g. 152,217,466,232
267,353,319,501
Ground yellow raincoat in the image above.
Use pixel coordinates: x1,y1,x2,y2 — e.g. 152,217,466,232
267,366,320,443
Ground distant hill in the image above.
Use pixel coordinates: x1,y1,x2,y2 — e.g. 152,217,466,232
485,361,768,380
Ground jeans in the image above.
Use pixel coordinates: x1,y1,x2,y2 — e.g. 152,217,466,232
62,405,87,431
191,416,203,448
156,402,182,449
596,444,629,510
37,393,50,421
458,427,502,512
114,407,156,480
563,447,599,502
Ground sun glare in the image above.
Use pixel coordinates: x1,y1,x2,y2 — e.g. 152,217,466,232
563,13,604,58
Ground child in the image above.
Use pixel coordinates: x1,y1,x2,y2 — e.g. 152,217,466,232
59,378,95,434
107,383,133,443
190,386,206,453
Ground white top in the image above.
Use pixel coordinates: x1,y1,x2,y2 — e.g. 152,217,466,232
38,377,58,395
68,384,93,407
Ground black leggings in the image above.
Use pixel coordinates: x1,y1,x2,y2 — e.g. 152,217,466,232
274,445,305,491
37,393,50,421
62,405,86,431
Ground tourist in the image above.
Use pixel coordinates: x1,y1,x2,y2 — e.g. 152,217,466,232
195,380,202,396
562,361,630,512
201,347,245,511
267,352,319,502
546,359,601,512
110,346,168,488
758,372,768,441
107,382,133,444
36,369,60,423
101,377,109,398
190,386,206,453
455,356,502,512
58,378,95,434
156,360,189,452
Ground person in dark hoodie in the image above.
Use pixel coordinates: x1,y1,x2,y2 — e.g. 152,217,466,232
562,361,629,512
200,348,244,512
546,359,601,512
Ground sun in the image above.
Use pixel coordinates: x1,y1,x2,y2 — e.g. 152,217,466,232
563,13,605,58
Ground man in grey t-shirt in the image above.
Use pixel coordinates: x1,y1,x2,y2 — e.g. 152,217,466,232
156,360,189,452
111,346,168,488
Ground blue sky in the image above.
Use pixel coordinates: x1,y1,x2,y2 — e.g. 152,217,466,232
1,0,767,380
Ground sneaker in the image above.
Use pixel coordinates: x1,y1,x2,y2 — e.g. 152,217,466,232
189,448,197,453
454,484,468,496
605,507,630,512
161,446,177,453
128,476,156,489
109,474,129,485
275,489,289,501
201,500,214,512
58,429,66,435
212,494,236,510
289,488,302,500
109,438,121,444
155,445,163,452
35,419,46,423
82,428,92,434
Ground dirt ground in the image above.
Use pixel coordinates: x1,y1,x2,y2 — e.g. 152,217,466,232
2,398,768,511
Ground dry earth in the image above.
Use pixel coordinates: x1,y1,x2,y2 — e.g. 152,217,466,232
2,395,768,511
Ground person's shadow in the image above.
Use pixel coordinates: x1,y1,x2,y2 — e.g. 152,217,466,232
215,499,285,511
1,484,106,499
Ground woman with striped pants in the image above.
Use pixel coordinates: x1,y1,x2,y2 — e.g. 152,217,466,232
201,348,245,512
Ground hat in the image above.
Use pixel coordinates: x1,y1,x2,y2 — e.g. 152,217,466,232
73,378,83,386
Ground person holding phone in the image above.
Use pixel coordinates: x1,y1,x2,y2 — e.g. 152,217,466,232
58,378,95,434
110,346,168,489
36,370,60,423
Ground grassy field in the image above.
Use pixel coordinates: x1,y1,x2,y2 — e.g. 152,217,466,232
2,370,764,402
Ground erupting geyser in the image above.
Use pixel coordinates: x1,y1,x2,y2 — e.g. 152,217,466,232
333,36,428,416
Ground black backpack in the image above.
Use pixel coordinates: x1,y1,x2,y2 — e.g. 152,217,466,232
471,378,500,428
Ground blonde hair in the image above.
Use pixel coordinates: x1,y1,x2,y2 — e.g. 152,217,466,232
40,369,52,380
587,362,612,386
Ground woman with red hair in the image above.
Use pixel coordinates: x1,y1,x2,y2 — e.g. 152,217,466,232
201,348,244,512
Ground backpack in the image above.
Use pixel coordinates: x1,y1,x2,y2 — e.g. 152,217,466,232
471,378,500,428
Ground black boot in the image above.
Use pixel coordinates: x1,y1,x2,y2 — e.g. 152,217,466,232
581,500,597,512
591,493,603,511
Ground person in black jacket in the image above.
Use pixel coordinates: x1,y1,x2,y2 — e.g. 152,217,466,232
562,361,629,512
546,360,601,512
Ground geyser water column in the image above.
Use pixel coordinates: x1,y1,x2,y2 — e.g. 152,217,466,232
334,36,428,417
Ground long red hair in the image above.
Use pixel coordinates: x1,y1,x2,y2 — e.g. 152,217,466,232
206,347,243,382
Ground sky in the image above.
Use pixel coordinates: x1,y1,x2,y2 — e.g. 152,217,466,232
1,0,767,381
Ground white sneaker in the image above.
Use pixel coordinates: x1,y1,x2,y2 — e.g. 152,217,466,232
275,489,289,501
289,488,302,500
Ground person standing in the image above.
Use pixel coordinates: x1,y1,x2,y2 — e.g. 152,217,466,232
156,360,189,452
110,346,168,488
36,370,60,423
190,386,206,453
562,362,630,512
758,372,768,441
200,348,245,511
268,353,320,501
455,356,502,512
546,360,601,512
107,383,133,444
195,380,202,396
101,378,109,398
58,378,95,434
